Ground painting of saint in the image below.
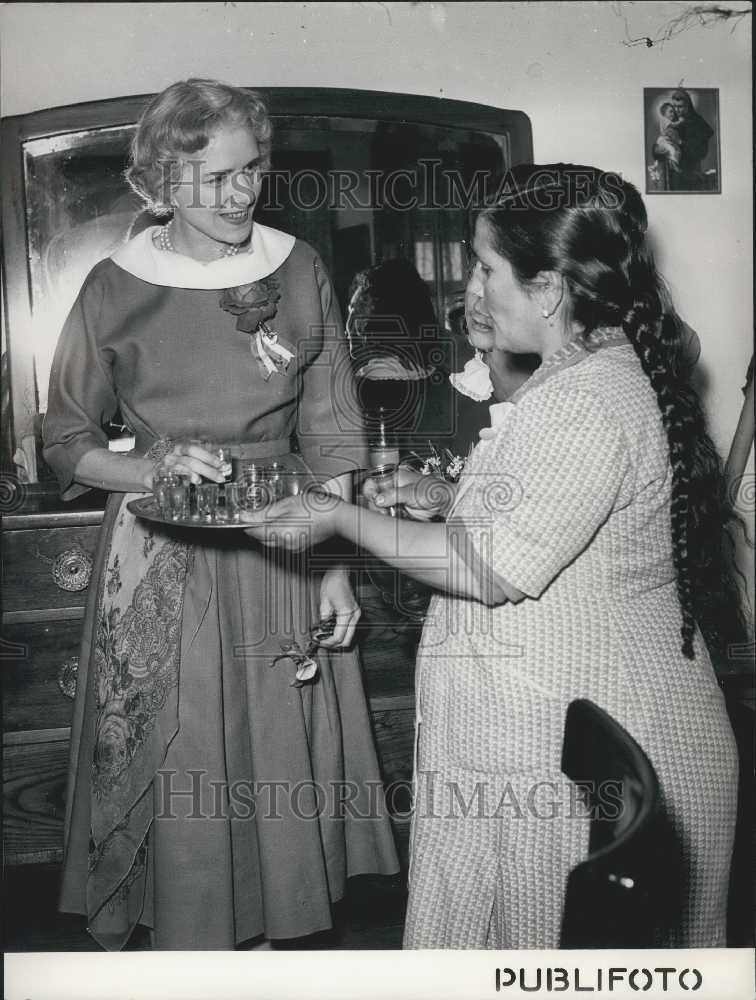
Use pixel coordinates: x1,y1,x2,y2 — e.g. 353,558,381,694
645,88,720,193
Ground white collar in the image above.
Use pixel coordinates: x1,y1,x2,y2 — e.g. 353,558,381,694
111,222,296,289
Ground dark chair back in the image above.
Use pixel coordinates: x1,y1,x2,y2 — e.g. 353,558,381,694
559,698,682,948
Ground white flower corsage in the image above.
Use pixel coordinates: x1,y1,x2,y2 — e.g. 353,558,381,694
449,350,494,401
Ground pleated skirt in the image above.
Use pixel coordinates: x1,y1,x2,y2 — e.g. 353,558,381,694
59,495,400,949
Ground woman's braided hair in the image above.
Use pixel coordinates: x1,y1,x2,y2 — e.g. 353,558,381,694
479,163,747,661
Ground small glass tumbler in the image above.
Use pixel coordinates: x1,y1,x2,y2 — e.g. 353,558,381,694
152,469,180,517
167,481,190,521
188,437,232,480
218,448,232,481
265,462,287,502
284,471,308,497
236,464,271,512
209,443,232,480
223,482,242,523
195,483,219,522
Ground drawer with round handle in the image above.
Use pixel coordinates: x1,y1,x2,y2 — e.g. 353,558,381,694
2,525,100,615
2,621,82,736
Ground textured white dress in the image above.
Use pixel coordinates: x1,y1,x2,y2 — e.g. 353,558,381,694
403,332,737,949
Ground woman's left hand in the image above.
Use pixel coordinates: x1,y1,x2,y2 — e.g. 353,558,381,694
318,568,361,648
241,493,342,551
363,464,455,520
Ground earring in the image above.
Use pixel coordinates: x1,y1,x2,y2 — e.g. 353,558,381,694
541,309,550,318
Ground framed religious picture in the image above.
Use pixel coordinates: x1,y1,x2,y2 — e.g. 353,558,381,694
644,87,721,194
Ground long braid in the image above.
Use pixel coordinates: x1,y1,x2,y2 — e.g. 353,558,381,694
566,188,703,658
482,163,749,663
621,301,696,657
616,214,745,661
587,182,744,661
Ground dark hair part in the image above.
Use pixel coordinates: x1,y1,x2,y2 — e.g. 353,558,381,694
479,163,748,662
126,78,272,213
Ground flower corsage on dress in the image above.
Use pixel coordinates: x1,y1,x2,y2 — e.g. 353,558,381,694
219,276,295,380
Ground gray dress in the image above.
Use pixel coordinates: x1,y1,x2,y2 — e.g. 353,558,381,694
404,333,737,948
44,238,399,950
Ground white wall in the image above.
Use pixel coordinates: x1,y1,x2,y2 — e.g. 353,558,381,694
2,0,752,457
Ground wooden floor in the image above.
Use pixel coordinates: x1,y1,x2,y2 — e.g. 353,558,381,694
3,865,408,952
7,858,751,951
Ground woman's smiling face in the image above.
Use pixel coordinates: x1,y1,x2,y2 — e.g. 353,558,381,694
466,216,545,354
170,122,263,258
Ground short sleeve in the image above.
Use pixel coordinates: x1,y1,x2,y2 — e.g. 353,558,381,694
462,385,630,598
42,269,118,499
296,256,368,480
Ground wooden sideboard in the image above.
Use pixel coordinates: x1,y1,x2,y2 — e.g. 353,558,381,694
1,493,416,867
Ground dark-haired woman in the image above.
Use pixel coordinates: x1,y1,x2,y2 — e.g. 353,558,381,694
43,78,398,951
244,164,746,948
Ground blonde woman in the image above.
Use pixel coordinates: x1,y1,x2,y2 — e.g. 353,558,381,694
44,79,398,951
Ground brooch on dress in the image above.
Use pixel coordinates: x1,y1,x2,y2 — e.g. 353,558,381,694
219,277,295,380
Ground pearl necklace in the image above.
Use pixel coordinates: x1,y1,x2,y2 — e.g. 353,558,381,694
155,221,244,258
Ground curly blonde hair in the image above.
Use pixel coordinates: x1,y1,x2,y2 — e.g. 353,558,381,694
126,78,272,215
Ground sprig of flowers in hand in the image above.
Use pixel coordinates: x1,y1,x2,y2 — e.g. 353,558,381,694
270,613,337,687
409,442,468,483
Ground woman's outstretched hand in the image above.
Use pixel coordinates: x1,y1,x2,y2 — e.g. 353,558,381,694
241,492,343,551
363,464,456,520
